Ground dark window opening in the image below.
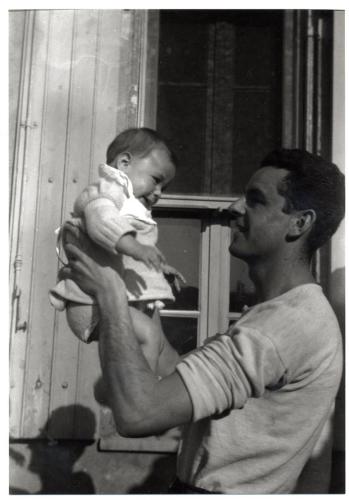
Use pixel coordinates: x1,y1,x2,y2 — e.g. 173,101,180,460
157,10,283,196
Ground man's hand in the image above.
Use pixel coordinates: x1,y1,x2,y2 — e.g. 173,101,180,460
61,223,126,298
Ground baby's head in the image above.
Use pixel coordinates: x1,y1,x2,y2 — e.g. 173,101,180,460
106,128,177,209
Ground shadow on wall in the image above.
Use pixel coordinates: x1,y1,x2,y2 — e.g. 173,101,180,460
9,404,96,494
127,454,176,494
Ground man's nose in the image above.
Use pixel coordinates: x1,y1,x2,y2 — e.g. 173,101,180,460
228,197,246,218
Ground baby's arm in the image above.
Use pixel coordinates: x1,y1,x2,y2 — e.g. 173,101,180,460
74,172,165,269
116,234,166,271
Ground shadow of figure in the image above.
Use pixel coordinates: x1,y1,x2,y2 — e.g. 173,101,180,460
128,454,177,494
25,404,96,494
9,449,29,494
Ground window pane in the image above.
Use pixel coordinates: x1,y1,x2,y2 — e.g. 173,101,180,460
157,85,208,195
155,216,201,310
231,90,281,193
161,317,198,355
229,256,257,312
157,10,282,197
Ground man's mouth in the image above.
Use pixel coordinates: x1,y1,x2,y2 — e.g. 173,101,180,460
234,222,247,233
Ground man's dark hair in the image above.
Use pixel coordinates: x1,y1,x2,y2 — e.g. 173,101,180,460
106,127,178,167
260,149,345,254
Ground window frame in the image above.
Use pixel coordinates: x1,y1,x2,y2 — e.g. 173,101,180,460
155,196,238,346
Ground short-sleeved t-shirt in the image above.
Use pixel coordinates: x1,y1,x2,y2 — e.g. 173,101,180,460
176,284,343,493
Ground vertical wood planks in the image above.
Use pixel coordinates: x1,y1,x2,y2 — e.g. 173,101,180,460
9,11,26,185
10,10,51,438
9,10,31,437
48,10,100,438
89,10,132,180
21,10,75,437
10,9,142,439
74,10,134,438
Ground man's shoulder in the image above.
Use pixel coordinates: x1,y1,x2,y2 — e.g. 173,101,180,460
238,284,339,342
234,284,342,379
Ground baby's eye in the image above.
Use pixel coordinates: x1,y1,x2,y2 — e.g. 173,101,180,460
152,176,161,184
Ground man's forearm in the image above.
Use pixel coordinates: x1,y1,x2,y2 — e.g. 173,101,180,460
96,283,161,435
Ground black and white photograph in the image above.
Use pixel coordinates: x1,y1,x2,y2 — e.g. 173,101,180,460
8,6,345,494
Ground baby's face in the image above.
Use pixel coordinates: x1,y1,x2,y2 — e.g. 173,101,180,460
126,148,176,209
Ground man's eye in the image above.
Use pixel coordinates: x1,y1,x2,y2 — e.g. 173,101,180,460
246,196,256,206
247,196,263,207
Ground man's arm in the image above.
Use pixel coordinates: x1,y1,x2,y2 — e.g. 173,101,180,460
63,237,192,437
150,307,182,377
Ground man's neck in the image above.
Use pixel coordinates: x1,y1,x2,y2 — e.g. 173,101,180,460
248,253,316,303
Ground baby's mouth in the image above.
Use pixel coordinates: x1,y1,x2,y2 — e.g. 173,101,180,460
146,196,159,209
140,197,154,209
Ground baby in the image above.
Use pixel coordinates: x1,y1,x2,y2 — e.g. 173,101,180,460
49,127,184,371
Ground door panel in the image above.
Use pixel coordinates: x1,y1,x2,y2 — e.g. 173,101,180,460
9,9,141,438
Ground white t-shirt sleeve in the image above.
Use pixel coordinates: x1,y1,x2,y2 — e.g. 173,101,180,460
176,326,286,421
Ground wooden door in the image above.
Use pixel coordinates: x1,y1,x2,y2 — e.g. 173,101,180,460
9,9,145,439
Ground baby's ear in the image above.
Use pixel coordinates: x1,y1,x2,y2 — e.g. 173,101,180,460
115,152,132,172
287,209,316,239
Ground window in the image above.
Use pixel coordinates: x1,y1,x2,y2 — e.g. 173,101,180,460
155,10,283,348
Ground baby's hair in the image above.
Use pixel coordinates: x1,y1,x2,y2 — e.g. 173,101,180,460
106,127,178,167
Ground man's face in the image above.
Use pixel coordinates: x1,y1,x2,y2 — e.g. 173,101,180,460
228,166,293,262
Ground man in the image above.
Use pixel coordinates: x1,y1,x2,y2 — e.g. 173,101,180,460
63,149,344,493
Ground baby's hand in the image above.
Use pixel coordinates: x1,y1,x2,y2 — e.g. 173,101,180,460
162,264,186,293
133,244,166,271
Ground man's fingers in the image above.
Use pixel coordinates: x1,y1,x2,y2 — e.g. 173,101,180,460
63,222,95,253
58,265,73,281
64,242,87,262
63,221,81,237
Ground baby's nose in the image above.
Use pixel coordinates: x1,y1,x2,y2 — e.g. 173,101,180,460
154,184,163,196
228,197,246,218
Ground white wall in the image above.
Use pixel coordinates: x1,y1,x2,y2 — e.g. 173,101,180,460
330,10,345,452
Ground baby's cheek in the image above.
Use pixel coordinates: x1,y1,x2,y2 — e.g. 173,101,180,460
133,179,148,197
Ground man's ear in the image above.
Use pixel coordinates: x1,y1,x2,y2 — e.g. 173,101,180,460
111,152,132,172
287,209,317,239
